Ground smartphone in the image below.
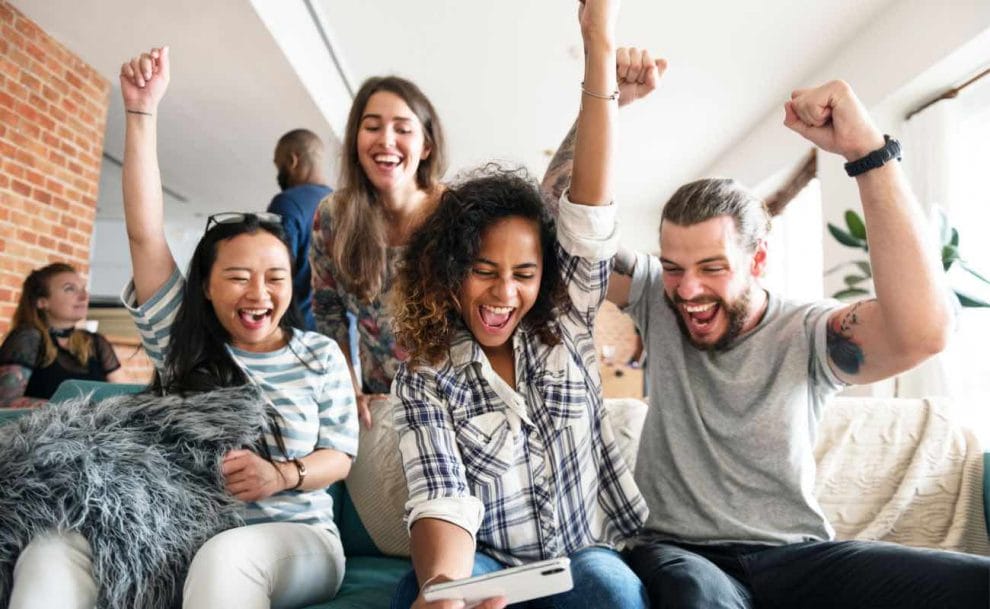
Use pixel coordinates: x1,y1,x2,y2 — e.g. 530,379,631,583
422,557,572,607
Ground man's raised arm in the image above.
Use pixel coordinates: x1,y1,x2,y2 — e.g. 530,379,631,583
785,80,953,384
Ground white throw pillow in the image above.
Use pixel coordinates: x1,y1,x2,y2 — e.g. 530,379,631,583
344,396,411,557
602,398,648,471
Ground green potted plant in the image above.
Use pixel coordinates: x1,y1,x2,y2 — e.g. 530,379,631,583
826,208,990,306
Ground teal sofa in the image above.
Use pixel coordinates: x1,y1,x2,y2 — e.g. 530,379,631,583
0,380,411,609
2,383,988,607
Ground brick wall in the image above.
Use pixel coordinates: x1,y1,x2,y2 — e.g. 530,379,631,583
0,1,110,336
111,339,154,385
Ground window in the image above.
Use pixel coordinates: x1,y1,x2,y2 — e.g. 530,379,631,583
945,74,990,444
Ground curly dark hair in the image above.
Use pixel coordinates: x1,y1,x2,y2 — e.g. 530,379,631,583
392,164,569,367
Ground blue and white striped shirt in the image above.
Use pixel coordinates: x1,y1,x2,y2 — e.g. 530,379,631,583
393,196,648,566
122,270,358,532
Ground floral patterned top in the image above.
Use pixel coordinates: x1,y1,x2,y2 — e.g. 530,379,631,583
310,198,407,394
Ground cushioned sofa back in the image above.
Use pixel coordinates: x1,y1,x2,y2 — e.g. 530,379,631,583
50,379,147,403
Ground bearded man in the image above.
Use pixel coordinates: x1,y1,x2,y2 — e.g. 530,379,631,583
543,54,989,608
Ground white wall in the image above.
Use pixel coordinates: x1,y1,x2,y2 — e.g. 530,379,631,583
705,0,990,296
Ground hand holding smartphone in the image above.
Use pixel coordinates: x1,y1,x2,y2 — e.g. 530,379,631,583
422,557,572,608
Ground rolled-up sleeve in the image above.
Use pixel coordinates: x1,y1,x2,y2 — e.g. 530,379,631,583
392,365,484,540
555,191,618,262
555,192,618,327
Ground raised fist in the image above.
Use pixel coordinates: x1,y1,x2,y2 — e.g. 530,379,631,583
119,46,170,114
783,80,884,161
616,47,667,108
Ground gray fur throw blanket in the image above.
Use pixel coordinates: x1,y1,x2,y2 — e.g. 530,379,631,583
0,384,269,609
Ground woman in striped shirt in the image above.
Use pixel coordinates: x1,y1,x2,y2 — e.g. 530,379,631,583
7,46,358,609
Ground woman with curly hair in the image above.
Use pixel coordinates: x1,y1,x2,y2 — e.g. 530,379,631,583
0,263,124,408
389,1,656,607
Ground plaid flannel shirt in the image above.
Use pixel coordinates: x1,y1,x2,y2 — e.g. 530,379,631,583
393,195,648,566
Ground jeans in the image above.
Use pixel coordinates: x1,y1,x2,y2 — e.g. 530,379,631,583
9,523,345,609
626,539,990,609
392,546,647,609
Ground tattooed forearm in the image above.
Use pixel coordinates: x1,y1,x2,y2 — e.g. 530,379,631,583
0,363,34,407
4,396,47,409
540,121,578,214
826,300,871,375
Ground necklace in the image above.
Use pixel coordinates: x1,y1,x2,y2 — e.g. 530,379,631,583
49,326,74,339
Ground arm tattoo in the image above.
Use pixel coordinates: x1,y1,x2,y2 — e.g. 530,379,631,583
540,121,578,215
826,300,871,375
0,364,42,408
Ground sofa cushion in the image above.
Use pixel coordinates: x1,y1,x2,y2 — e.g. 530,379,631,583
344,398,411,557
602,398,649,471
815,396,989,555
301,556,409,609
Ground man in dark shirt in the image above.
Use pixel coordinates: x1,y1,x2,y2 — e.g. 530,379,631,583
268,129,331,331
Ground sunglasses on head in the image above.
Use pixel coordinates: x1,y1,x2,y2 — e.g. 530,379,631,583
204,212,282,233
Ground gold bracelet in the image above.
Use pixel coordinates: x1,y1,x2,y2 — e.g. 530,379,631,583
581,81,619,101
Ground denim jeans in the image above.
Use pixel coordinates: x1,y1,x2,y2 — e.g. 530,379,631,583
626,539,990,609
392,546,647,609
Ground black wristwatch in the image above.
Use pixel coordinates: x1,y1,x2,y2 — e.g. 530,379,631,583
844,135,902,177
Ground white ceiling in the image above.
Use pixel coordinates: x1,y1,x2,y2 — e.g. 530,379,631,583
315,0,898,248
13,0,898,251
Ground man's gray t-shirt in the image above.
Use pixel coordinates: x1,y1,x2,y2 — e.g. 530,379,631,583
626,252,845,545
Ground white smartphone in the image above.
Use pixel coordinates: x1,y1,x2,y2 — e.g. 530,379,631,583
422,557,572,607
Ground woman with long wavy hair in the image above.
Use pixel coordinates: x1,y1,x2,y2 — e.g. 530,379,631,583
0,263,124,408
310,75,446,428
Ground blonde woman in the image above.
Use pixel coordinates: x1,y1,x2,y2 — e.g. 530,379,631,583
0,263,123,407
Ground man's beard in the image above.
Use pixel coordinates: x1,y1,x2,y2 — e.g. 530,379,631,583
664,287,751,352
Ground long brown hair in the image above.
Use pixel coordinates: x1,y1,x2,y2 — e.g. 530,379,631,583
12,262,93,367
330,76,446,302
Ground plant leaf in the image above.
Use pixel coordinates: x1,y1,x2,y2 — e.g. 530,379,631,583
950,227,959,247
854,261,872,278
955,291,990,308
959,261,990,285
843,275,868,286
833,287,870,300
828,223,866,249
942,244,960,271
844,210,867,240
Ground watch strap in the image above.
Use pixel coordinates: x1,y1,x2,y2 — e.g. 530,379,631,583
844,135,902,177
